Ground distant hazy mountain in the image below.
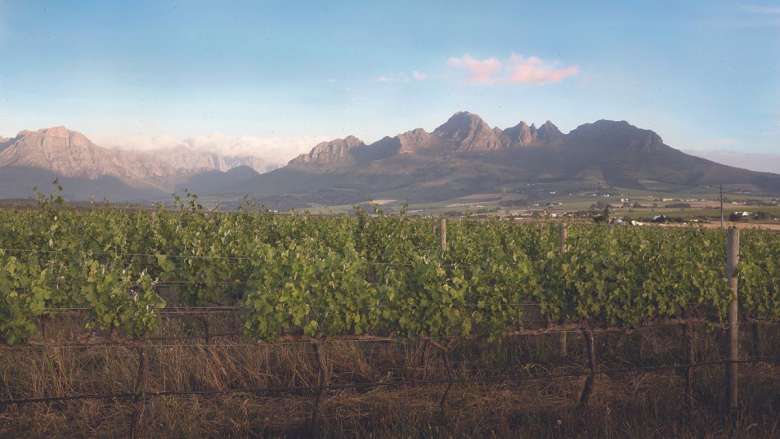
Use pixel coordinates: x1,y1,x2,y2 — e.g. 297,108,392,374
0,127,268,199
0,166,166,201
175,165,260,195
229,112,780,206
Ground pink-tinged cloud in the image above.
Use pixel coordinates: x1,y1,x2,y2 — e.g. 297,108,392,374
447,53,579,85
447,54,503,84
507,54,580,85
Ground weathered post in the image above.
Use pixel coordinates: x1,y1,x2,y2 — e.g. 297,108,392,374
130,344,147,439
720,185,725,230
578,325,597,407
559,224,568,357
440,218,447,252
726,227,740,417
559,223,568,254
310,339,328,435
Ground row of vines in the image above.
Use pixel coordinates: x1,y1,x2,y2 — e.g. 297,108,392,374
1,193,779,344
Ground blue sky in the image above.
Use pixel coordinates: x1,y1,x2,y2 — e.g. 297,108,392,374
0,0,778,158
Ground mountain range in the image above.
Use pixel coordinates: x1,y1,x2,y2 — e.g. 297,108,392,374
0,127,267,199
2,112,780,206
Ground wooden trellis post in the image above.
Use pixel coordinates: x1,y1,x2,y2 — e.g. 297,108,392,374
130,344,148,439
309,339,328,435
440,218,447,252
578,325,597,407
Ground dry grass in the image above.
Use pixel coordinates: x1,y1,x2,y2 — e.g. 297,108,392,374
1,315,779,438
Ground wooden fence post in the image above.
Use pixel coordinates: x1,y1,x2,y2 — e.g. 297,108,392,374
726,227,740,418
559,224,568,357
309,339,328,435
440,218,447,252
578,325,596,407
130,344,147,439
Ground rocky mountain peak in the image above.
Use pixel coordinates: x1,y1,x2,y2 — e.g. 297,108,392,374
14,126,94,150
432,111,504,151
503,121,535,145
536,120,564,142
40,126,72,137
433,112,490,140
397,128,432,153
288,135,365,166
568,120,664,152
501,120,564,146
0,126,168,182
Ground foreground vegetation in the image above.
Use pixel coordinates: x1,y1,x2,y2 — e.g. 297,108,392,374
1,192,780,344
2,193,780,437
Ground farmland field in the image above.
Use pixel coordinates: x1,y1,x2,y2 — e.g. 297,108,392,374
1,195,779,437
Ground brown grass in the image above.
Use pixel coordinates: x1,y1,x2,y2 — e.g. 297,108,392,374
1,315,779,438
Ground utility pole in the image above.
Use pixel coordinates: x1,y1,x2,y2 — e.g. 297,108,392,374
440,218,447,252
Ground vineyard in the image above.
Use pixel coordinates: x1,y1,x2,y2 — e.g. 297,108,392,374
1,193,780,437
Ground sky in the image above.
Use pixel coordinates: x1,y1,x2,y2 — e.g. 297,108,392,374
0,0,778,164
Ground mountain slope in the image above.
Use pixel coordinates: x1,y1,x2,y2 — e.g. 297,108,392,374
0,127,174,189
176,165,261,195
230,112,780,205
5,114,779,204
0,127,272,198
0,166,166,200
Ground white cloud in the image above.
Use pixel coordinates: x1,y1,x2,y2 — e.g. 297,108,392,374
374,73,409,83
412,70,428,81
374,70,428,83
96,133,329,169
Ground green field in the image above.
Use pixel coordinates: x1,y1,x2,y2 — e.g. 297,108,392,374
2,193,780,343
